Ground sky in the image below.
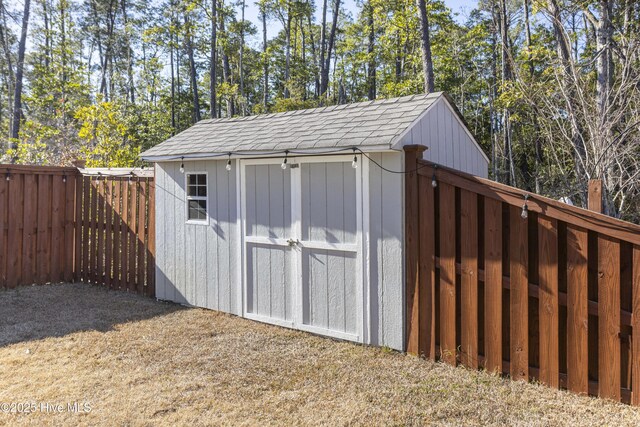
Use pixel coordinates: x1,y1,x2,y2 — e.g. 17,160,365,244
243,0,478,42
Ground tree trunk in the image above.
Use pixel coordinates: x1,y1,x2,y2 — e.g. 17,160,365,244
499,0,514,185
319,0,327,96
239,0,245,114
0,0,15,135
210,0,217,119
121,0,135,104
262,2,268,110
184,13,201,123
10,0,31,144
367,0,376,100
284,4,291,99
416,0,434,93
219,8,235,117
307,13,319,98
42,0,50,69
320,0,340,100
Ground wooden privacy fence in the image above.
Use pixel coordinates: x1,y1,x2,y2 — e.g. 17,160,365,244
404,145,640,405
0,165,78,287
0,165,155,296
75,172,155,296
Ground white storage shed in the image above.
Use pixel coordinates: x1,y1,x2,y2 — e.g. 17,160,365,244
141,92,489,351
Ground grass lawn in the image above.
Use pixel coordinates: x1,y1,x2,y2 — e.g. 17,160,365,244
1,283,639,426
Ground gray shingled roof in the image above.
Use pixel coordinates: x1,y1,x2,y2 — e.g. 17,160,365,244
141,92,443,160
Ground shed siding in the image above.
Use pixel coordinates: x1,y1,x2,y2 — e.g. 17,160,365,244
368,152,405,350
401,97,489,178
155,160,239,314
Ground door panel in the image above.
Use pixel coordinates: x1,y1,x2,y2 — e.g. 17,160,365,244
244,164,292,321
246,243,292,321
245,164,291,239
301,248,358,334
299,160,360,337
301,162,357,244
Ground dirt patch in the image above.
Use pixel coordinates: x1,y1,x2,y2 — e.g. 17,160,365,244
1,283,639,426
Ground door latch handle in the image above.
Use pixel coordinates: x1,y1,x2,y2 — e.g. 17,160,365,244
287,238,300,247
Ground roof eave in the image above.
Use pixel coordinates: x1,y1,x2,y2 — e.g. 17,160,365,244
141,143,399,163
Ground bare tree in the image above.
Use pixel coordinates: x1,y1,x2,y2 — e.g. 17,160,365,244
319,0,340,100
416,0,434,93
10,0,31,144
210,0,217,119
519,1,640,219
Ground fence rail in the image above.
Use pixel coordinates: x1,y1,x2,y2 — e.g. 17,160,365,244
404,145,640,405
0,165,155,296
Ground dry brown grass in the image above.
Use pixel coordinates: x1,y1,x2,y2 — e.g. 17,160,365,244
1,283,639,426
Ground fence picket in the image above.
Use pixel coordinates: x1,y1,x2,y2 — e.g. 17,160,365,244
566,225,589,394
633,245,640,405
146,179,156,295
112,179,122,289
51,175,64,283
538,216,559,387
418,175,436,359
598,235,621,400
510,205,529,381
6,173,23,288
137,180,147,293
128,179,138,289
484,197,503,373
0,175,7,284
439,182,457,365
461,189,478,368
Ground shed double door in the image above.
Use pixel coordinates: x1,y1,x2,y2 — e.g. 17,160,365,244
242,156,363,342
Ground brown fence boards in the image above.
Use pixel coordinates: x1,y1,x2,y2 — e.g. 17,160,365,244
0,166,77,288
484,197,503,373
405,149,640,406
566,225,589,394
598,235,621,400
538,216,559,387
633,245,640,405
418,174,436,359
146,179,156,296
439,182,457,365
0,175,8,284
460,189,478,368
0,165,154,296
73,174,154,295
510,205,529,381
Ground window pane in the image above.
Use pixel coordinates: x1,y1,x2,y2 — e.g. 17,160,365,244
197,174,206,185
197,200,207,219
188,200,207,220
188,175,197,185
187,185,197,197
197,185,207,197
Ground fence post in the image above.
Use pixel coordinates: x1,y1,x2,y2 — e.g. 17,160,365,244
588,179,603,213
404,144,427,355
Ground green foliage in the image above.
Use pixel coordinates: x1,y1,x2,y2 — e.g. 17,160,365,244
75,102,141,167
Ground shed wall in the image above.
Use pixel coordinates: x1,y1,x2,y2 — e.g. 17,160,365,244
154,155,406,351
154,160,240,314
367,152,405,350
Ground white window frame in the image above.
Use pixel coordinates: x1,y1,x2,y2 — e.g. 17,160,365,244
185,171,209,225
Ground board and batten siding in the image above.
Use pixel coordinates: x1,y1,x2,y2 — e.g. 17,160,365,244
154,160,240,314
368,152,405,350
397,96,489,178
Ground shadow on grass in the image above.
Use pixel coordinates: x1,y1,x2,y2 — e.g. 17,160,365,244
0,283,184,348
